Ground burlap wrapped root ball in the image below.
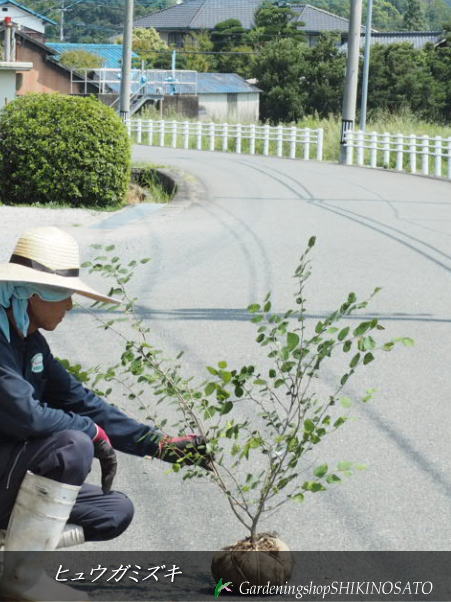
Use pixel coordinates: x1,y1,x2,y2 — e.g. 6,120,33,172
211,533,293,587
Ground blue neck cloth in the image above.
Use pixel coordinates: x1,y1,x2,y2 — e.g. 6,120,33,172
0,283,74,342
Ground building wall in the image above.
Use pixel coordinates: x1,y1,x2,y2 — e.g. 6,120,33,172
0,5,45,34
0,70,16,105
15,39,85,95
198,92,259,122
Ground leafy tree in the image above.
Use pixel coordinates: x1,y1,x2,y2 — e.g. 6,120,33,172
211,19,247,52
116,27,168,68
365,43,437,118
403,0,426,29
183,32,216,72
59,49,105,70
302,33,346,116
248,1,305,47
215,45,256,78
253,38,308,123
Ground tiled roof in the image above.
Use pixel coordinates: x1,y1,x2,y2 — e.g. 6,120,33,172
47,43,138,69
134,1,371,33
292,4,367,33
197,72,261,94
340,31,444,52
0,0,57,25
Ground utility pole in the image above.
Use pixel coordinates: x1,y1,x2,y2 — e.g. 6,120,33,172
360,0,373,131
340,0,363,163
119,0,134,121
59,0,64,41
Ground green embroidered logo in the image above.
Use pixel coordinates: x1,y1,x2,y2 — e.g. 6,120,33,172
214,578,232,598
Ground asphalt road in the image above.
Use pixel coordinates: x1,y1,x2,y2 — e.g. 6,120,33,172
4,148,451,554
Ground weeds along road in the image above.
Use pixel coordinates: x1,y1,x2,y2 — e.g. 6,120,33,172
39,148,451,551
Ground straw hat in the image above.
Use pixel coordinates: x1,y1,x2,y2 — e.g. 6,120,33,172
0,227,120,303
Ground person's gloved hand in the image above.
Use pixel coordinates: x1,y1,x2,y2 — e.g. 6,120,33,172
93,425,117,494
158,434,213,471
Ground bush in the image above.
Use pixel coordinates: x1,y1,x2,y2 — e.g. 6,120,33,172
0,93,131,208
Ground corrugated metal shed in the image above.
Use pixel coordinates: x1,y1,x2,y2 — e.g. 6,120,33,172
197,72,261,94
47,43,139,69
340,31,444,52
134,1,370,33
0,0,57,25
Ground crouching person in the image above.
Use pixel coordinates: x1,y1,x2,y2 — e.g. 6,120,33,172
0,227,212,602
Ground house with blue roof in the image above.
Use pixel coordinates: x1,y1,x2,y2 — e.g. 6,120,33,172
0,0,56,41
47,43,139,70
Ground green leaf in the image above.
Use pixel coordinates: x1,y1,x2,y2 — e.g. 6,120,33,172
264,300,271,313
207,366,217,376
337,461,353,472
343,340,352,352
337,327,349,341
105,244,115,251
383,342,395,351
220,401,233,414
354,322,371,336
302,481,326,492
340,373,349,386
204,383,216,396
340,397,352,408
363,352,374,365
349,353,360,368
401,337,415,347
291,493,305,502
269,369,276,378
287,332,300,350
314,463,328,478
326,473,341,484
308,236,316,248
304,419,315,433
218,361,227,369
248,304,261,313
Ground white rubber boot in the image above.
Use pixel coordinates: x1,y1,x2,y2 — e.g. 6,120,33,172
0,471,90,602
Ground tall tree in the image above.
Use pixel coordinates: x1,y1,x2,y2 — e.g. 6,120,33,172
403,0,426,29
248,1,305,47
211,19,247,52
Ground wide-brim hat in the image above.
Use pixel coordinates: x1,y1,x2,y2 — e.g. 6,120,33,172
0,227,120,304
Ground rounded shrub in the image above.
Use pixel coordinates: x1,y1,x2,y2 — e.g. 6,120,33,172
0,93,131,208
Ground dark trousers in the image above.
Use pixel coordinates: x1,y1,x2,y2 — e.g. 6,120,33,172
0,430,134,542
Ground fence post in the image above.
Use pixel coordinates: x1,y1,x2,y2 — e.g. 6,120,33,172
316,128,324,161
345,130,354,165
209,122,215,152
159,120,165,147
448,137,451,180
136,119,142,144
383,132,390,168
263,124,270,156
434,136,442,177
171,120,177,148
303,128,311,160
183,121,189,149
250,124,256,155
277,125,283,157
357,130,364,166
395,133,403,171
148,120,154,146
289,126,297,159
197,121,202,151
125,119,131,137
236,123,242,154
422,135,429,176
370,131,378,168
409,134,416,174
222,123,228,152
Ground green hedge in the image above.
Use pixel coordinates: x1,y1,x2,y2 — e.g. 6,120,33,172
0,94,131,208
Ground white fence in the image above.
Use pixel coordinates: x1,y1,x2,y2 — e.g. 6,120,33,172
344,130,451,180
127,119,324,161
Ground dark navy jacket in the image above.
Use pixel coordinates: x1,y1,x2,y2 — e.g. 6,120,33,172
0,323,162,459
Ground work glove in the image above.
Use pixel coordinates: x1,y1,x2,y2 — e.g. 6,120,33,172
93,425,117,494
158,434,213,471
